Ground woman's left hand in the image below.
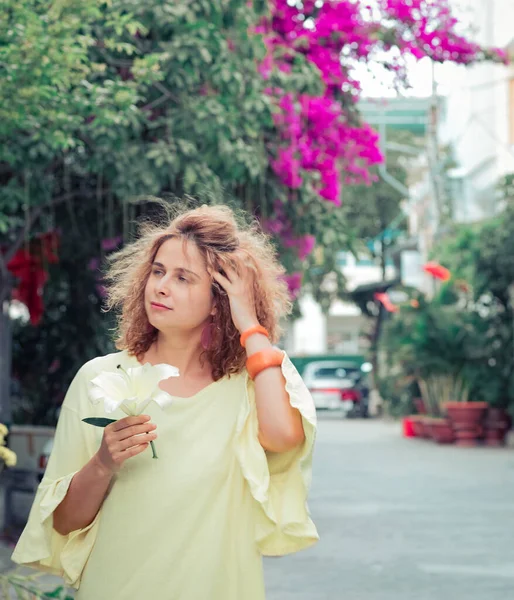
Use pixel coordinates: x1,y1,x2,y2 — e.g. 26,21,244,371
211,264,259,334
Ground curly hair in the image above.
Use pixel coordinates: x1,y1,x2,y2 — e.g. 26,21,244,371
103,202,292,380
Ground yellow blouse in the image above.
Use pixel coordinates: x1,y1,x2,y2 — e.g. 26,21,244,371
12,350,319,600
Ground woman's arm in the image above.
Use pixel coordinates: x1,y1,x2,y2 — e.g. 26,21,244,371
211,264,306,453
54,415,157,535
244,328,305,453
53,455,113,536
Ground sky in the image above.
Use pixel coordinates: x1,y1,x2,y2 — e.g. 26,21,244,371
356,0,498,99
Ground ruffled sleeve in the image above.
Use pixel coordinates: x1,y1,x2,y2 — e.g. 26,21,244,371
235,352,319,556
11,363,101,588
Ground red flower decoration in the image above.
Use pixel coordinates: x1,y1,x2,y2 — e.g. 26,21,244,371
374,292,399,313
422,262,451,281
4,231,60,325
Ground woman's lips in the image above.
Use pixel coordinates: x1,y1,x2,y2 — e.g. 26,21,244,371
151,302,172,310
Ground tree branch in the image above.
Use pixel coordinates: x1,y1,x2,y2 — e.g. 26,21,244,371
2,189,106,267
154,82,180,104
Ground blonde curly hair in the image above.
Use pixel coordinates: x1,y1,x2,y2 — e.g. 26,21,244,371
103,202,291,380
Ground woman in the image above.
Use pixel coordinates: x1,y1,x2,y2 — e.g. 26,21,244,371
12,204,319,599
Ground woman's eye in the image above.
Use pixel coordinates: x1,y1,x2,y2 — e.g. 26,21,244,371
178,276,188,283
152,269,163,276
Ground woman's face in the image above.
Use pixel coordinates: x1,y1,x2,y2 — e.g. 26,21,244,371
144,237,214,333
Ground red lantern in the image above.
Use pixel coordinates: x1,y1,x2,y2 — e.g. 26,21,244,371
423,261,451,281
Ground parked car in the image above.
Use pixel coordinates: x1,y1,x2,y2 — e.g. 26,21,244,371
302,360,371,417
38,437,53,481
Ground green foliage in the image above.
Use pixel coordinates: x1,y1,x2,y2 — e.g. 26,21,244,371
376,372,419,417
11,200,117,425
2,1,502,425
300,203,356,313
1,0,273,241
340,129,417,281
382,294,483,379
82,417,117,427
427,181,514,410
382,284,514,410
3,1,285,425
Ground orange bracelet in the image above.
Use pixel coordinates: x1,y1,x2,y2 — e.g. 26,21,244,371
240,324,269,348
246,348,284,380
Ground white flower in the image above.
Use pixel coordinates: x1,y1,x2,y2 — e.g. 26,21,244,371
89,362,180,416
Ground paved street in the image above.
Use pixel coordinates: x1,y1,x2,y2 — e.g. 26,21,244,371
264,416,514,600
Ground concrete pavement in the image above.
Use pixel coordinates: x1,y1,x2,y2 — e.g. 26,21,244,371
264,416,514,600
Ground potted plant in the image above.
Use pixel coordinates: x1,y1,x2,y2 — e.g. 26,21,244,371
444,397,488,447
409,415,425,438
466,362,512,447
484,406,512,446
418,375,458,444
382,296,484,443
441,367,488,447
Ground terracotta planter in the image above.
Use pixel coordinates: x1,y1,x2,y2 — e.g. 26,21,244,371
410,416,424,438
428,418,455,444
484,408,512,447
402,417,415,438
444,402,488,447
418,415,431,439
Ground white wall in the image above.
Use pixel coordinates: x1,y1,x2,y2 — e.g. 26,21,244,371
438,0,514,222
290,294,327,355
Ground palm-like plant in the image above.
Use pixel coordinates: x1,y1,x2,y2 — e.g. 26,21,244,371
418,374,470,418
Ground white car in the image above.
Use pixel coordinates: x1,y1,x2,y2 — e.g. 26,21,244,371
303,360,370,416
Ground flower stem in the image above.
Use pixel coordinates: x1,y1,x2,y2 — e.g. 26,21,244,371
150,440,158,459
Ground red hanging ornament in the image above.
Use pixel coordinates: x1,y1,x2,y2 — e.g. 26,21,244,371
374,292,399,313
4,231,60,325
422,262,451,281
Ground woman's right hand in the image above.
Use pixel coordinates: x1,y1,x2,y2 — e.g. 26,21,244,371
95,415,157,474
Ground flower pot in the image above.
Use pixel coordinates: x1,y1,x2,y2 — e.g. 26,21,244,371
418,415,431,439
444,402,488,447
428,418,455,444
484,408,512,447
402,417,415,438
410,416,424,437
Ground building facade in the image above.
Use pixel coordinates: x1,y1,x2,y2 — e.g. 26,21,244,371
438,0,514,223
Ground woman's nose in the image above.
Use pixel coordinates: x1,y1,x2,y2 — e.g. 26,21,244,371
156,279,170,296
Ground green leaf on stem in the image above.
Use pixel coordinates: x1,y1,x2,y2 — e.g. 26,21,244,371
82,417,118,427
